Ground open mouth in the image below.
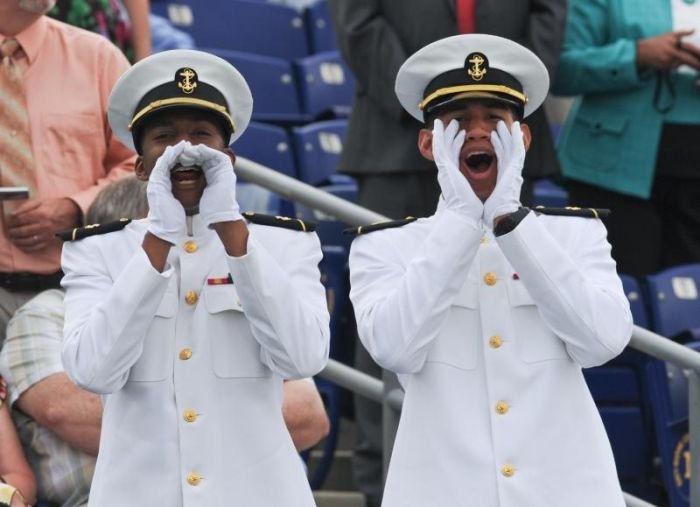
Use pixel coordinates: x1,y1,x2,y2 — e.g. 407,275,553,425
171,164,203,182
465,152,495,173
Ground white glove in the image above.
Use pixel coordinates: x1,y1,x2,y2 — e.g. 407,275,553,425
483,121,526,229
432,119,483,222
183,143,242,228
146,141,188,244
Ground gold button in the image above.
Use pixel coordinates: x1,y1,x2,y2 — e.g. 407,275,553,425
185,291,198,305
183,409,198,423
183,240,198,253
495,401,510,415
501,464,515,477
480,237,488,245
483,272,497,286
186,472,202,486
489,336,503,349
179,348,193,360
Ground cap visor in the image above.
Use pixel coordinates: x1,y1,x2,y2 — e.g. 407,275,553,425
426,91,522,115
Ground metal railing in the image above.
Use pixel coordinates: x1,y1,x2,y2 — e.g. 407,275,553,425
235,156,700,507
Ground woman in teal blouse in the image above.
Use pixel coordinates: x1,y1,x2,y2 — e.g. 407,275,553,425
552,0,700,276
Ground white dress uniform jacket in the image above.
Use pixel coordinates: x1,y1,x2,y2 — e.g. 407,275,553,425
61,216,330,507
349,203,633,507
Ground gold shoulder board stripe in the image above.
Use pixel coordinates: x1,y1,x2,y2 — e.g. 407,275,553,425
56,218,132,242
534,206,610,219
242,212,317,232
344,217,417,235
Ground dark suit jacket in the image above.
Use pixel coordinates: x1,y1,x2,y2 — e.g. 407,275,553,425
328,0,566,179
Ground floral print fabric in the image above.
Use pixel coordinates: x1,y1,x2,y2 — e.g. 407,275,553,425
48,0,134,61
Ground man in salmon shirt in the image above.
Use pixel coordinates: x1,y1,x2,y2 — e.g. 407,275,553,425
0,0,134,345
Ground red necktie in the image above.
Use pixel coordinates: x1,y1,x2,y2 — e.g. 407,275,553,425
456,0,476,34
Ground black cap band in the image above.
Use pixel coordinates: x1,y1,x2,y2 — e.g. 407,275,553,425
420,53,526,118
128,67,235,152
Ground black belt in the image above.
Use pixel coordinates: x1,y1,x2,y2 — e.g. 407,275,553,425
0,271,63,293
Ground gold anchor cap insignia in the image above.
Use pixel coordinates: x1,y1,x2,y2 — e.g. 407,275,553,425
176,67,198,94
466,52,489,81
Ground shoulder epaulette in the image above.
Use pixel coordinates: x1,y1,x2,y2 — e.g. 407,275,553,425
344,217,418,235
533,206,610,219
242,212,317,232
56,218,132,242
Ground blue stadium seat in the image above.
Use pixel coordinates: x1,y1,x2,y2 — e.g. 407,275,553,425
321,244,349,328
646,340,700,506
294,51,355,118
151,0,310,59
582,274,661,502
305,1,338,53
206,48,308,123
296,183,357,252
311,245,353,489
532,178,569,208
292,119,353,186
583,349,660,502
645,264,700,341
583,274,649,404
232,121,297,178
236,182,295,216
621,273,650,330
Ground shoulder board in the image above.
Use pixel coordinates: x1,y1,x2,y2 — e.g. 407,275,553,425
533,206,610,219
344,217,418,236
242,212,317,232
56,218,132,242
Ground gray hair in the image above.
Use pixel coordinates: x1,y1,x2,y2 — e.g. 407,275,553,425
86,176,148,224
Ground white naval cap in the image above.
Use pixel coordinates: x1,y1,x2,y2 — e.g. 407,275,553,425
108,49,253,152
395,34,549,122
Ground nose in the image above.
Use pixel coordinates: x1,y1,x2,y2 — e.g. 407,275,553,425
465,119,491,141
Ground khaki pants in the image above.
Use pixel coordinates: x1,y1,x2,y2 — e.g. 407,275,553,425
0,288,40,349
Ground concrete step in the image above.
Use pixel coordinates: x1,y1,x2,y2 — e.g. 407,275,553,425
306,411,371,506
306,418,361,491
308,449,355,491
313,491,366,507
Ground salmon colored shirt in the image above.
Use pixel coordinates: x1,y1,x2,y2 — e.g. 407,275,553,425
0,16,135,274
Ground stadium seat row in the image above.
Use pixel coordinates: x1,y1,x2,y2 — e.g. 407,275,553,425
152,0,337,59
235,119,350,184
586,267,700,506
151,0,354,123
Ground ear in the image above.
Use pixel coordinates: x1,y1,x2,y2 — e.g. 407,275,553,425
417,128,435,161
224,146,236,166
520,122,532,152
134,157,148,181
